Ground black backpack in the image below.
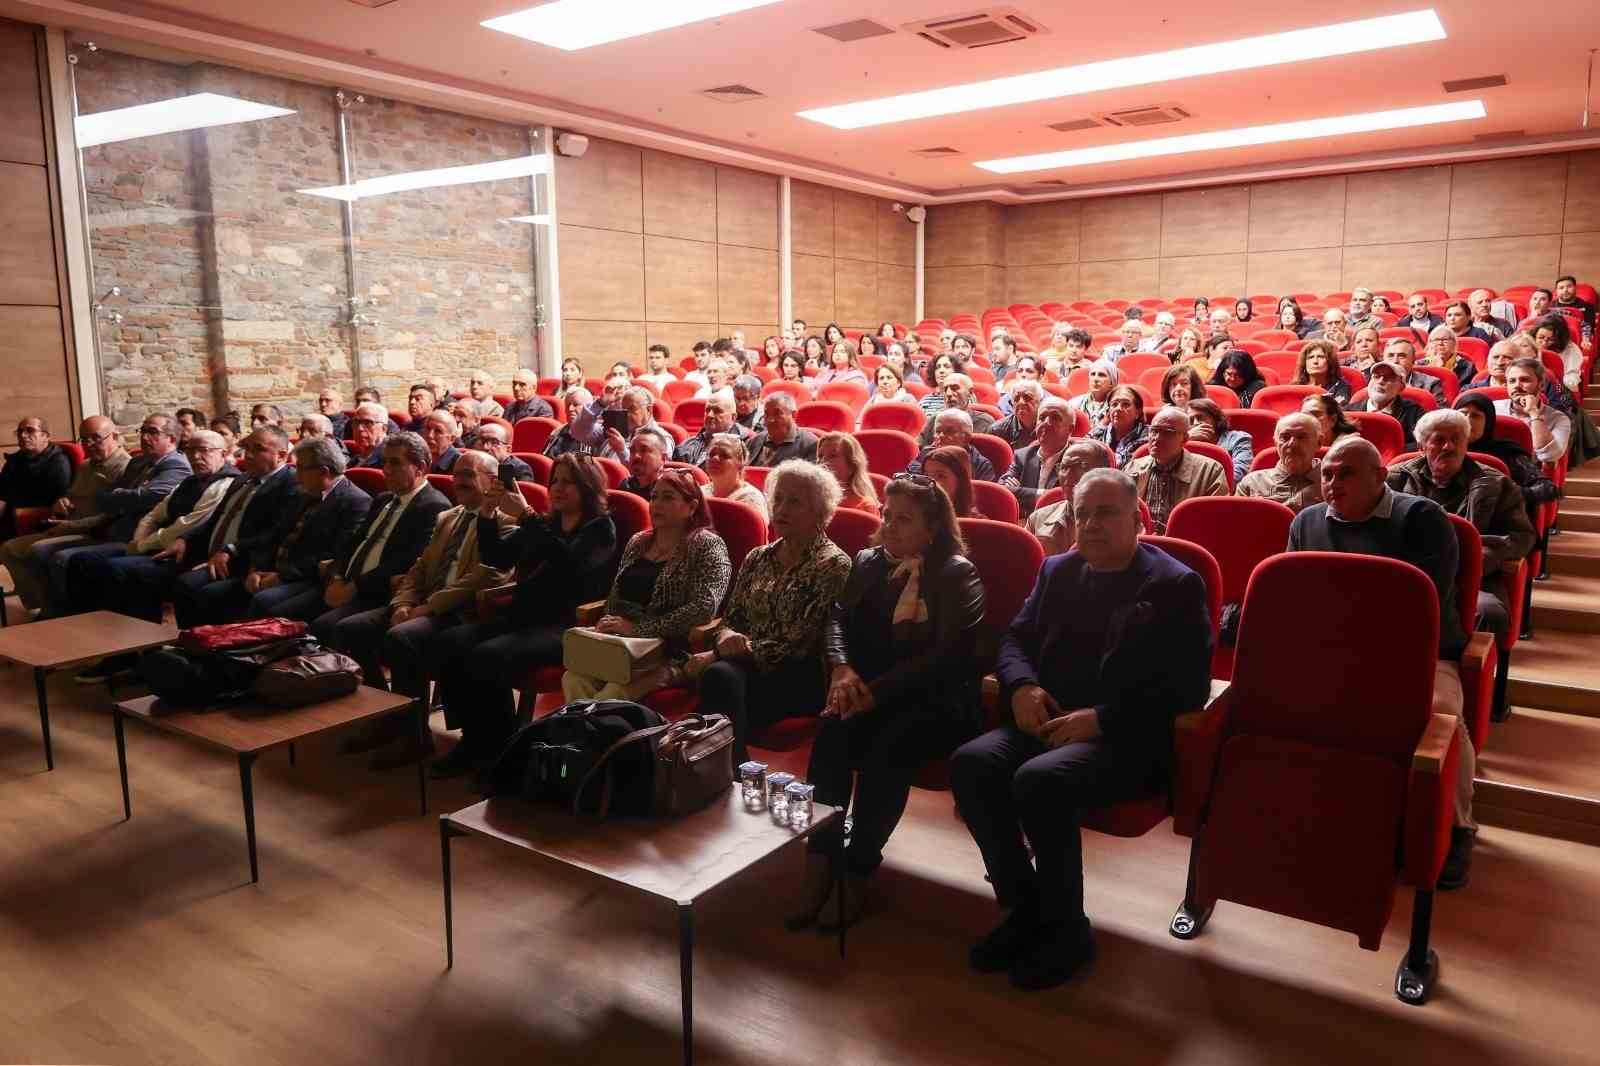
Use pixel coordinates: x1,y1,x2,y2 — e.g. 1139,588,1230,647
138,636,322,708
488,699,667,815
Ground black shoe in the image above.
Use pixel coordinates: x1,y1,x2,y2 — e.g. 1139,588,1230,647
969,902,1041,974
1008,920,1096,991
1438,827,1475,891
74,661,135,684
429,741,481,780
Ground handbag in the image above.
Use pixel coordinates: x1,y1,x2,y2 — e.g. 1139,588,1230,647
253,648,363,707
562,626,664,685
571,714,734,817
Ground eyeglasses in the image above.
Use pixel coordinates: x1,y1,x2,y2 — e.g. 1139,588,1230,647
78,431,113,445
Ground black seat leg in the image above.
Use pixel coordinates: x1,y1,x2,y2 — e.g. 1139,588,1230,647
1395,888,1439,1005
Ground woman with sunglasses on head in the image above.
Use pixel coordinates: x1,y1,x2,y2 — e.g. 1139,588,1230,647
786,472,985,932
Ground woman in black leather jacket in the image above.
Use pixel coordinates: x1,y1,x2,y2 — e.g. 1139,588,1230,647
785,472,986,932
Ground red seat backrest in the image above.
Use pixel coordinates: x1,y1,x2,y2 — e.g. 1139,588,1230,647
1166,495,1295,606
1139,535,1222,636
969,433,1014,477
1117,353,1167,379
663,379,700,407
1205,384,1241,408
346,467,386,496
673,399,708,434
816,381,869,413
605,490,651,546
596,457,629,489
663,461,709,485
1346,411,1406,461
705,496,768,575
515,480,549,513
762,380,813,405
511,417,559,454
959,517,1045,640
1252,384,1324,415
826,507,881,557
512,452,553,484
972,480,1020,523
859,402,925,435
796,400,853,434
59,441,85,470
855,429,920,477
426,473,457,503
1410,365,1459,402
657,422,689,445
1255,353,1299,380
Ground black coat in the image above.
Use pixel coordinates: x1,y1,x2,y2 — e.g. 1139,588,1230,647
504,397,555,423
184,463,302,571
745,427,818,465
1000,442,1062,516
334,483,451,602
0,444,72,510
477,511,618,627
275,477,372,583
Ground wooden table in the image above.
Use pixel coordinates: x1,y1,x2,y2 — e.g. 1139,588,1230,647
114,686,420,882
0,611,175,770
441,788,843,1066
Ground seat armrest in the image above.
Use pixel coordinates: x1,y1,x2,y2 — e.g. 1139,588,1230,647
1458,631,1496,753
574,600,606,626
14,506,50,536
474,582,516,624
981,674,1003,726
1171,680,1232,838
689,619,725,652
1403,712,1460,888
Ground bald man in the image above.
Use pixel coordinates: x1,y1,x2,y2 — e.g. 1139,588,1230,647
503,368,554,424
1024,440,1114,556
1287,435,1478,889
1235,412,1323,512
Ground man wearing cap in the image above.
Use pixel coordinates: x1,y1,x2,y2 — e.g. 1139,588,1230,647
1350,359,1424,449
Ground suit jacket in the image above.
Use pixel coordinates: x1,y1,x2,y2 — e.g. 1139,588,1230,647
96,450,193,542
1125,448,1230,525
745,427,818,466
997,542,1213,762
504,397,554,423
328,413,350,441
335,482,451,602
275,477,372,583
429,447,461,474
1350,395,1424,448
391,504,514,616
1000,442,1064,516
907,443,997,483
185,463,302,571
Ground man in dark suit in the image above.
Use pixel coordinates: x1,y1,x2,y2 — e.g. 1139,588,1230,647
746,393,818,466
906,409,998,482
169,426,303,626
1001,397,1076,516
950,468,1212,990
246,437,372,619
502,368,554,424
348,401,392,469
421,410,461,474
309,432,450,649
1397,292,1445,341
404,383,439,433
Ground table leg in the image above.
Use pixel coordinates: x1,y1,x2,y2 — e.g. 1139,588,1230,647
114,708,131,820
33,667,52,771
414,699,430,816
287,742,296,768
440,819,465,968
238,752,260,883
679,903,694,1066
834,855,847,959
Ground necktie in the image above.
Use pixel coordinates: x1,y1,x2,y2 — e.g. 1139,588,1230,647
432,511,473,593
345,497,401,579
210,479,257,553
276,498,317,569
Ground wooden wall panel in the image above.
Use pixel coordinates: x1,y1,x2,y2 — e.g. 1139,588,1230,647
791,252,835,325
1245,249,1343,300
833,191,879,258
877,264,916,326
834,259,878,328
1078,259,1159,303
645,322,717,362
555,139,642,233
715,166,778,250
790,180,835,258
1159,254,1246,299
559,319,645,373
1005,201,1079,266
1080,195,1162,262
1343,166,1451,246
716,245,778,323
643,235,717,323
641,150,715,241
1160,187,1248,258
1563,152,1600,233
721,322,780,345
1248,176,1346,252
0,160,57,305
1340,241,1446,293
1446,236,1562,293
926,265,1004,320
0,306,71,433
926,202,1004,267
877,203,916,267
1561,231,1600,281
0,22,44,166
558,225,643,321
1006,263,1077,306
1448,156,1567,240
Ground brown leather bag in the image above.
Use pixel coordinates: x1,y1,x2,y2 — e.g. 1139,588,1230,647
573,713,734,817
252,648,363,707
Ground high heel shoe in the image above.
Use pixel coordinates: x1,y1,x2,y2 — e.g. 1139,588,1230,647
782,853,835,931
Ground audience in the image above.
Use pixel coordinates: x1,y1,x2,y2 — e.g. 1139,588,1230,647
1346,287,1382,333
815,432,880,517
621,427,674,500
0,418,72,540
1100,320,1145,364
918,374,994,444
814,340,870,391
1088,385,1148,468
1532,315,1586,393
1350,360,1423,448
245,437,372,619
909,410,998,483
543,389,601,458
349,401,392,468
1185,399,1254,485
1236,412,1324,512
1468,289,1514,340
449,401,483,450
562,467,731,703
1002,397,1076,518
990,379,1041,449
702,433,767,517
1301,393,1360,448
1398,292,1445,339
1346,325,1382,372
1497,357,1572,463
472,421,532,483
422,410,462,474
174,407,206,444
1293,340,1351,405
748,393,819,465
1125,406,1228,533
1453,394,1559,513
1159,364,1206,408
864,363,915,414
404,385,438,433
1070,360,1118,429
466,370,504,419
1288,436,1477,889
919,445,979,518
951,467,1212,990
503,368,555,423
1024,440,1114,555
791,473,986,931
689,460,852,761
1209,351,1267,408
1443,300,1495,347
674,393,744,467
1423,327,1474,392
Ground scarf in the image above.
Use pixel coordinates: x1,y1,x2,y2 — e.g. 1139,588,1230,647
889,555,928,626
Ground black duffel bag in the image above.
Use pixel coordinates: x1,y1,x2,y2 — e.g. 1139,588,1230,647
138,636,321,708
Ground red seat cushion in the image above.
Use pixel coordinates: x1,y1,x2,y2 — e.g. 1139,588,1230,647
643,686,699,720
750,716,819,751
1082,795,1168,838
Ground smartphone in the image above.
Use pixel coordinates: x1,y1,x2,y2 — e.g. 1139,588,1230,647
498,464,517,490
601,408,631,437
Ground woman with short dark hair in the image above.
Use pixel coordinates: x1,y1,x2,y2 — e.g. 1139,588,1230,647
1160,364,1207,407
1210,350,1267,408
786,473,986,931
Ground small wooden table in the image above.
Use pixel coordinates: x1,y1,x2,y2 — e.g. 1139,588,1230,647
441,788,843,1066
114,686,421,882
0,610,175,770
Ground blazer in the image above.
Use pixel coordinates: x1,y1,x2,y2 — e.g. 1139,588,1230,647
1000,441,1065,516
745,427,819,466
429,447,461,474
335,482,452,602
274,477,372,583
391,504,513,616
98,450,193,542
184,463,302,571
825,548,986,734
997,542,1213,762
504,396,555,423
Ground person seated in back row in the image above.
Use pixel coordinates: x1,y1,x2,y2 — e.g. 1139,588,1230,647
1123,405,1228,534
1235,412,1323,513
746,392,818,466
502,368,554,424
951,468,1213,990
245,437,373,620
907,409,997,482
0,417,73,541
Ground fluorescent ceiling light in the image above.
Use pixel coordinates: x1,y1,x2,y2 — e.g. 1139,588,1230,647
301,155,550,202
504,214,551,225
76,93,293,147
483,0,783,51
975,100,1486,173
799,9,1447,129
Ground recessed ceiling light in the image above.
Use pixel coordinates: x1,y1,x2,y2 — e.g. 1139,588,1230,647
975,100,1486,173
76,93,294,147
799,9,1447,129
483,0,784,51
300,155,550,201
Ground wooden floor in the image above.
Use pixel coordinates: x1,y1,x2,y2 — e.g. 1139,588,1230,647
3,663,1600,1066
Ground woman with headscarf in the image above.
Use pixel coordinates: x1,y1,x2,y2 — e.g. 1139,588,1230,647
1069,358,1118,430
1454,393,1559,512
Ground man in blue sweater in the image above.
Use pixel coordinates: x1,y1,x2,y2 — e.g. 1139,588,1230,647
951,468,1213,990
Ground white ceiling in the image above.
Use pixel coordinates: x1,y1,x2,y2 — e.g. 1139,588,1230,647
8,0,1599,200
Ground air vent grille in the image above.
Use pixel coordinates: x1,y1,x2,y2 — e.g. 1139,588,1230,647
1443,74,1507,93
700,84,766,104
1047,117,1101,133
1094,104,1191,128
812,18,895,42
913,146,962,156
906,7,1048,50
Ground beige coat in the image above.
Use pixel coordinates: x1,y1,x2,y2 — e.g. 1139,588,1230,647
391,504,514,616
1125,448,1230,510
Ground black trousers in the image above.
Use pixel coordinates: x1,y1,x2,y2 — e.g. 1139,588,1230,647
697,657,825,763
430,620,565,750
949,725,1164,926
1476,580,1510,640
172,569,252,628
805,703,974,876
